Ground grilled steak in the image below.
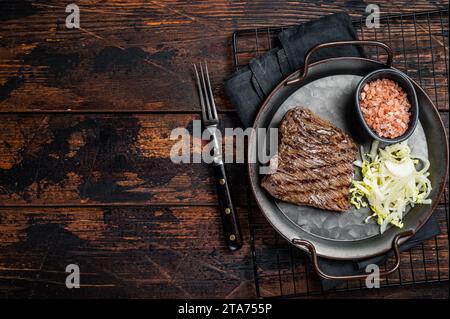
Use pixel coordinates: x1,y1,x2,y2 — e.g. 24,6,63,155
261,107,357,212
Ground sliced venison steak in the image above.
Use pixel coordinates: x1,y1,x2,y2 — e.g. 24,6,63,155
261,107,357,212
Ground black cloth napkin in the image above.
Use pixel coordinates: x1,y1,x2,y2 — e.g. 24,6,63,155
224,12,441,289
225,12,364,128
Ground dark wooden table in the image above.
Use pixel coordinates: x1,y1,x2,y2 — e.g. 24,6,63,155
0,0,448,298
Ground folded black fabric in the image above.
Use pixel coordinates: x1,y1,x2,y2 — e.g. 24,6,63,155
224,12,364,128
319,215,441,290
278,12,364,71
224,12,441,290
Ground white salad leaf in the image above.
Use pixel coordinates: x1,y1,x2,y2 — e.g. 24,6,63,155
350,141,432,234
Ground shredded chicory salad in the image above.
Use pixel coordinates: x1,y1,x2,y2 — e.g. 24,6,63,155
350,140,432,234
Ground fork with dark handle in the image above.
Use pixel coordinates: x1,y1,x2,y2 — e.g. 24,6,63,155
194,62,243,251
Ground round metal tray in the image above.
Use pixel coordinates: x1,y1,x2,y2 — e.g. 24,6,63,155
247,41,448,280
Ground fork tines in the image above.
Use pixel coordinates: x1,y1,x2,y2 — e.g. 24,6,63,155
194,62,219,126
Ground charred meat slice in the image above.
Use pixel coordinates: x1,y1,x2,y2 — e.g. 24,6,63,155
261,107,357,212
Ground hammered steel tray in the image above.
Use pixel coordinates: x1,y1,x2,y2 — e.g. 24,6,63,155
247,40,448,280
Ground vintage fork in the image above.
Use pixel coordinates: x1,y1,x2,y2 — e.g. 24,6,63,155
194,62,243,251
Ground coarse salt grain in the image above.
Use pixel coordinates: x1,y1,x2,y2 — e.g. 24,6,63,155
359,78,411,139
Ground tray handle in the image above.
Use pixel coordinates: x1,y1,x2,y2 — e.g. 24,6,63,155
292,229,414,281
286,40,393,86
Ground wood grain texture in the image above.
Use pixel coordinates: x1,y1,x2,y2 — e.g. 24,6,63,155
0,0,448,299
0,113,249,205
0,0,448,112
0,206,254,298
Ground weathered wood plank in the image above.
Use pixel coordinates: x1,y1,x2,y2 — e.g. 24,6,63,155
0,205,254,298
0,1,447,112
1,202,445,298
0,113,250,205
